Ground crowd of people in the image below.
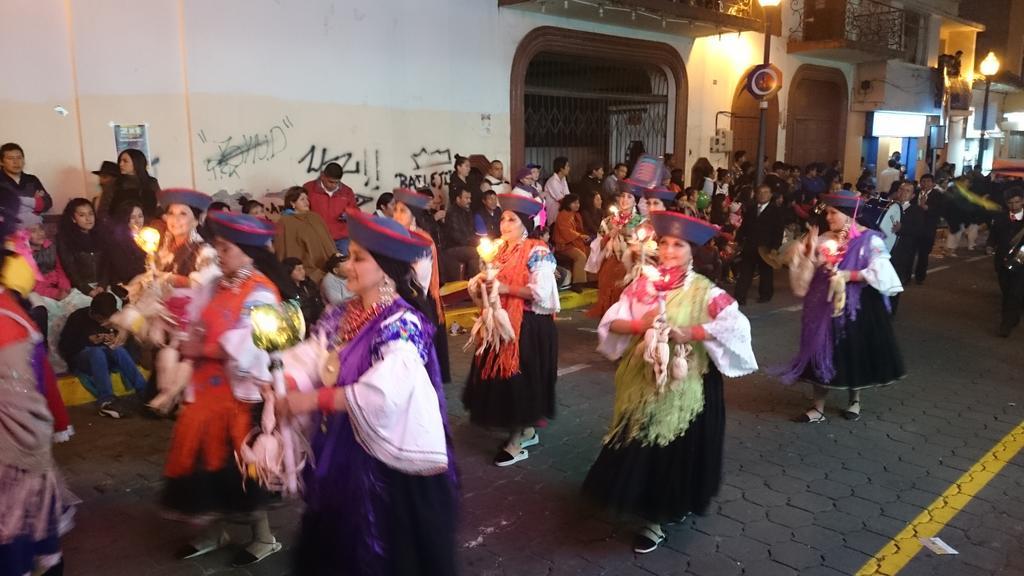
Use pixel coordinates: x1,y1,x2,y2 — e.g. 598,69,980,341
1,136,1022,575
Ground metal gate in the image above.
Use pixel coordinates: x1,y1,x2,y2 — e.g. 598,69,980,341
524,52,669,175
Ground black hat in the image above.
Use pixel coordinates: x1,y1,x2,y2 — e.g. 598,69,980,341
91,161,120,178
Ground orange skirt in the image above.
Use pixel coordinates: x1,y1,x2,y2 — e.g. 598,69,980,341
588,255,627,319
163,383,253,479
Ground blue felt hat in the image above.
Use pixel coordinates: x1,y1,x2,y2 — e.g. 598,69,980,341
158,188,212,211
497,194,544,217
347,209,431,263
819,189,862,215
393,187,431,212
650,210,719,245
206,210,275,247
624,154,664,189
643,186,677,203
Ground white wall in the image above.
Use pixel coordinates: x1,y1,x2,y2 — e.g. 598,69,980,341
1,0,862,210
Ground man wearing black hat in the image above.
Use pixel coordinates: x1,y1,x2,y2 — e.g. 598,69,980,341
92,160,121,215
989,187,1024,337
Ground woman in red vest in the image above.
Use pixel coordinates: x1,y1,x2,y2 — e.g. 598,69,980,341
163,211,285,567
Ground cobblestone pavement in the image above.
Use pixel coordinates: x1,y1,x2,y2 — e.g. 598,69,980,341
55,253,1023,575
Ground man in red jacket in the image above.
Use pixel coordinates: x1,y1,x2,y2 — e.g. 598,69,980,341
303,161,356,255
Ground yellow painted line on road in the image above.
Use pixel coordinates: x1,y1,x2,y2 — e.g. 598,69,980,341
856,419,1024,576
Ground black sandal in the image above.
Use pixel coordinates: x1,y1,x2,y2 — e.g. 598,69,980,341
792,408,827,423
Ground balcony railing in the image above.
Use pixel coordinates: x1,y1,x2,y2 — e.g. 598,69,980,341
789,0,905,55
499,1,765,36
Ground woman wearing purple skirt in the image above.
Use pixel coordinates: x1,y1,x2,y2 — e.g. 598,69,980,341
278,209,457,575
781,189,905,422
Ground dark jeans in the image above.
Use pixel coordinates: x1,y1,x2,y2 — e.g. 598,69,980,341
73,345,146,404
442,246,481,283
996,265,1024,330
735,247,773,303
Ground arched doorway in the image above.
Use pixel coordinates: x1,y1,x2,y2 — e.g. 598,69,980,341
731,68,780,165
785,65,849,169
510,27,688,173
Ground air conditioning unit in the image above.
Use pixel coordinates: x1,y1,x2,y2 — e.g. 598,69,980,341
710,128,733,153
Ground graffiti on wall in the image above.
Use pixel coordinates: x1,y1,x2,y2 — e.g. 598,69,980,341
395,147,453,191
199,116,294,179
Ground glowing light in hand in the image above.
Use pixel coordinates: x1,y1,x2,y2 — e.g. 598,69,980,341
134,227,161,255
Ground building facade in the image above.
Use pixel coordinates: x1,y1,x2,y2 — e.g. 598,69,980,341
1,0,990,209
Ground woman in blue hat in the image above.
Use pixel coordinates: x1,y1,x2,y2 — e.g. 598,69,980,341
163,211,285,567
392,187,452,383
276,209,457,575
588,183,644,319
463,194,560,467
156,188,220,287
583,211,757,554
780,189,904,423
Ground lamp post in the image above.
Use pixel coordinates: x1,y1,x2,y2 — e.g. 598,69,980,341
755,0,781,186
978,51,1000,171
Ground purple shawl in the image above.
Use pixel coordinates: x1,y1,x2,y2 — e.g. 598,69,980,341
778,231,887,384
302,299,456,575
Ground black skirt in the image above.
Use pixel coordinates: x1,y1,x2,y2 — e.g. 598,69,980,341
293,467,458,576
462,312,558,429
582,367,725,524
822,287,905,391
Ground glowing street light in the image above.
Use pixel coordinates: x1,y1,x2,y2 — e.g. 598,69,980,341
978,52,1001,170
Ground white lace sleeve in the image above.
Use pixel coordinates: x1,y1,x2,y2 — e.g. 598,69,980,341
596,280,656,360
860,235,903,297
527,246,561,315
700,287,758,377
343,312,449,475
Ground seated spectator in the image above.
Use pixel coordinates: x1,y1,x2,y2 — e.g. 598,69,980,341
29,220,71,301
273,186,337,283
320,253,353,306
552,194,591,290
374,192,395,218
580,191,603,237
239,198,266,218
58,292,146,418
57,198,109,297
111,148,160,218
441,188,480,282
105,201,147,296
474,189,501,238
0,142,53,214
414,187,445,248
282,257,325,332
208,201,231,212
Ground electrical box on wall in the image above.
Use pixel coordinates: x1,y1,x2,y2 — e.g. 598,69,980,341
710,128,732,153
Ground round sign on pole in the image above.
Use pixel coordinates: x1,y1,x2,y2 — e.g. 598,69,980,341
745,64,783,100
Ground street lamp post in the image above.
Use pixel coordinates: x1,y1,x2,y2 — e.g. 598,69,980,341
978,51,1000,171
755,0,780,186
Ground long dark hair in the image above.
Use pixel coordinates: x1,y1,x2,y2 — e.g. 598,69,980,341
237,243,298,301
119,149,152,180
59,198,97,237
369,251,430,319
113,200,143,227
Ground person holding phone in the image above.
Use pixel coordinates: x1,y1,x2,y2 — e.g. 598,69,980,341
58,293,146,419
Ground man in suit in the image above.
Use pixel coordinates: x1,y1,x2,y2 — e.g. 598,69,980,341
889,182,922,316
734,185,784,305
913,173,944,284
988,187,1024,337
